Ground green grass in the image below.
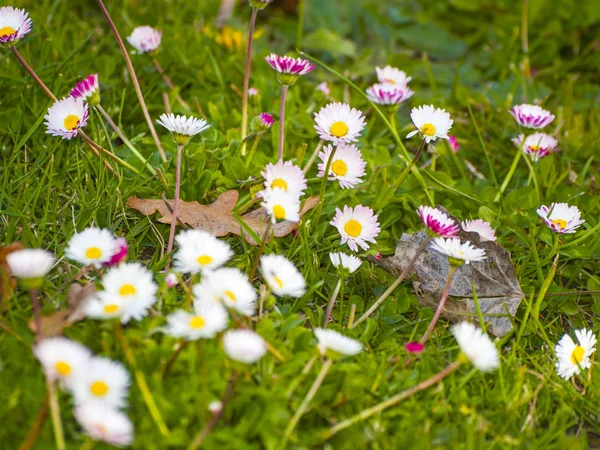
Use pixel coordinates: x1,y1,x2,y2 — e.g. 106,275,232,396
2,0,600,448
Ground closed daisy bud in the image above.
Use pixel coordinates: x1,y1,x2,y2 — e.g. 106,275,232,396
251,112,275,134
260,160,307,198
317,143,366,189
165,272,179,288
193,267,257,316
249,0,274,9
248,87,261,107
0,6,32,45
513,132,558,162
366,83,414,106
448,135,459,153
330,205,380,252
461,219,497,242
314,103,366,145
375,66,412,86
208,400,223,415
70,73,100,106
451,322,499,372
164,304,228,340
555,328,597,380
104,238,128,267
6,249,54,288
173,230,233,274
265,53,315,86
314,328,362,358
75,403,134,447
260,188,301,223
156,113,210,146
316,81,331,97
537,203,585,234
430,237,486,266
509,104,555,129
406,105,453,143
34,337,92,389
260,254,306,298
223,329,267,364
44,97,89,140
72,357,130,409
329,252,362,274
65,227,118,268
417,206,460,237
126,25,162,54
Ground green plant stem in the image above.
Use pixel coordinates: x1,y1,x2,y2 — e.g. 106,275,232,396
152,57,191,110
245,134,262,166
278,84,289,160
494,141,525,202
467,103,498,186
302,139,324,174
286,355,318,398
393,138,426,189
28,289,42,341
532,254,559,346
561,221,600,249
46,379,66,450
248,220,273,280
314,144,337,223
523,155,541,204
167,144,184,256
323,277,342,328
420,264,457,344
241,8,258,156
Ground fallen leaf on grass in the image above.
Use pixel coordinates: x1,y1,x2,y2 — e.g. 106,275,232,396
126,190,319,245
0,242,24,305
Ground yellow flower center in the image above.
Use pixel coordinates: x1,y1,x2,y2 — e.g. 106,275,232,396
189,316,206,329
420,123,436,137
90,381,109,397
552,219,567,229
384,79,396,85
197,255,213,266
274,276,284,288
571,346,585,365
330,121,349,138
0,26,16,37
63,114,80,131
271,178,288,191
103,304,119,314
225,290,236,302
85,246,102,259
273,205,286,220
331,159,348,176
530,145,540,153
55,361,71,376
119,284,137,296
344,219,362,238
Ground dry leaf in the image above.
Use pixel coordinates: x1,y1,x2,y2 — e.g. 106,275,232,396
126,190,319,245
0,242,24,305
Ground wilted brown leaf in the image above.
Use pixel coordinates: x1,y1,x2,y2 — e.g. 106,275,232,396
0,242,24,305
126,190,319,245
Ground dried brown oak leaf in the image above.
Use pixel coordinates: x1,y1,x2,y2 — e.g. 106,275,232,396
375,211,523,337
126,190,319,245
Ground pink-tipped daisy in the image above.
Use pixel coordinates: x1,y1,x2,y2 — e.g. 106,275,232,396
376,66,412,86
126,25,162,53
44,97,89,140
260,160,307,198
406,105,453,143
509,104,555,129
314,103,367,145
461,219,497,242
366,83,414,106
0,7,32,44
537,203,585,234
330,205,381,252
417,206,460,237
251,112,275,134
317,143,366,189
513,132,558,162
103,238,128,267
265,54,314,85
70,74,100,106
448,135,459,153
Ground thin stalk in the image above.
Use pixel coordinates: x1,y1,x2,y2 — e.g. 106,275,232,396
241,8,259,156
314,144,337,223
248,220,273,280
281,359,333,447
532,254,559,342
323,278,342,328
28,289,42,341
286,355,318,398
46,379,66,450
419,265,457,344
523,155,541,204
296,0,305,50
161,339,190,379
167,144,184,256
17,395,50,450
79,129,137,174
95,0,167,162
320,360,461,441
561,221,600,249
521,0,531,78
152,57,191,110
467,103,498,186
245,134,262,166
278,84,289,160
393,138,426,188
353,236,430,328
302,139,324,174
494,140,525,202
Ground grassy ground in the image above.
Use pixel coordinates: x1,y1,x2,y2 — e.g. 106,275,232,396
1,0,600,448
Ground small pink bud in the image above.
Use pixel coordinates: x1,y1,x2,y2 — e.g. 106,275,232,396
405,341,424,354
448,135,459,153
103,238,128,267
376,253,382,260
165,273,178,288
208,400,222,415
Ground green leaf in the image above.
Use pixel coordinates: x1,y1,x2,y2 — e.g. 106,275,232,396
303,28,357,58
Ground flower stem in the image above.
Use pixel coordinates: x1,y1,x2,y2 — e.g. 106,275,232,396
28,289,42,341
420,264,457,344
245,134,262,166
302,139,324,174
323,278,342,328
46,378,66,450
352,236,430,328
532,254,559,345
494,140,525,202
152,57,191,110
241,8,258,156
278,84,289,161
314,144,337,224
161,339,189,379
285,355,318,398
95,0,167,162
79,129,137,174
248,220,273,280
320,360,461,441
167,144,184,256
393,138,426,188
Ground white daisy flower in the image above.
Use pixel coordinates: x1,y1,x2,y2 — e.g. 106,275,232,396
164,303,228,341
223,329,267,364
65,227,118,268
72,357,130,409
430,237,486,265
451,322,499,372
33,337,92,389
6,249,54,280
513,132,558,162
314,103,367,145
0,6,32,44
70,74,100,106
193,267,257,316
265,54,314,85
509,104,555,129
406,105,453,143
461,219,497,242
165,272,178,288
75,403,134,447
417,206,460,237
101,262,158,323
537,203,585,234
330,205,381,252
317,143,366,189
173,229,233,274
555,328,597,380
156,113,210,146
44,97,89,140
375,66,412,86
314,328,362,357
329,252,362,274
366,83,414,106
260,254,306,298
126,25,162,53
260,188,301,223
83,292,129,321
259,160,307,198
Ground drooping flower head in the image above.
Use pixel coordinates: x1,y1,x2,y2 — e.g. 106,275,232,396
103,238,128,268
314,103,367,145
156,113,210,146
461,219,497,242
314,328,362,358
430,237,486,266
417,206,460,237
406,105,453,143
44,97,89,140
75,403,134,447
65,227,118,268
72,357,130,409
34,337,92,389
265,54,315,85
375,66,412,86
366,83,414,106
251,112,275,134
223,329,267,364
555,328,597,380
6,249,54,286
173,229,233,274
260,254,306,298
70,74,100,106
317,143,366,189
537,203,584,234
260,188,301,224
513,132,558,162
126,25,162,54
193,267,257,316
331,205,380,252
0,7,32,45
329,252,362,274
164,304,228,341
451,322,499,372
509,104,555,129
260,160,307,198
